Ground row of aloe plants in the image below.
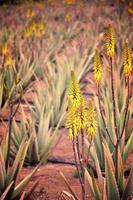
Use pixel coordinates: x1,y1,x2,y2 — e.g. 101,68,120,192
0,6,101,199
7,5,102,165
11,39,99,165
0,3,132,199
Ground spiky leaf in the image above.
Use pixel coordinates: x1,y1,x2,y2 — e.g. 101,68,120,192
0,147,6,191
12,165,39,199
122,168,133,200
103,142,120,200
123,132,133,163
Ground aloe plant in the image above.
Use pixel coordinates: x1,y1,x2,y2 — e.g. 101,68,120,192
0,54,36,111
90,43,133,171
61,140,133,200
11,106,59,165
84,139,133,200
0,135,38,199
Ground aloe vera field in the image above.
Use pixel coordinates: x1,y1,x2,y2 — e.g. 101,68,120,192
0,0,133,199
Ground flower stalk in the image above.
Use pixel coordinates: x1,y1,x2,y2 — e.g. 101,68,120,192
81,129,86,200
5,95,14,171
72,138,84,194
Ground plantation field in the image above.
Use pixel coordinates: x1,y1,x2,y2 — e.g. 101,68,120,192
0,1,133,200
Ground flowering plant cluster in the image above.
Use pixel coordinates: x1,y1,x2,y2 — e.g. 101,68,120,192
64,24,132,200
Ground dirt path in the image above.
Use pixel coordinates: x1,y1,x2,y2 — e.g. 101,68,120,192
21,132,83,200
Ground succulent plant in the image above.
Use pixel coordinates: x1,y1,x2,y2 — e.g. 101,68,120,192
0,135,38,199
85,140,133,200
0,53,36,111
11,106,59,165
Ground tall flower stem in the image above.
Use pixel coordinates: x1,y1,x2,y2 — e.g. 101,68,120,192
97,85,115,147
81,129,86,200
110,57,118,182
72,139,83,191
5,95,14,171
119,77,130,142
76,136,83,172
5,90,22,172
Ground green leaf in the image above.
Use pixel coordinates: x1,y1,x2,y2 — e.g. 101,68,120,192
59,171,80,200
85,169,95,197
0,181,14,200
0,73,4,109
19,191,26,200
123,132,133,163
29,133,40,164
103,142,120,200
12,165,39,199
91,175,102,200
0,147,6,190
91,142,103,189
122,168,133,200
61,191,76,200
103,178,107,200
8,136,29,184
117,148,124,197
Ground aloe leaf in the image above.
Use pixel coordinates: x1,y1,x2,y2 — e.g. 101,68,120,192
20,191,26,200
29,133,40,164
102,140,115,172
91,175,102,200
117,148,124,197
59,171,80,200
5,163,21,200
123,132,133,163
92,142,103,189
103,142,120,200
103,178,107,200
8,136,29,183
85,169,94,197
61,191,76,200
0,181,14,200
12,165,39,199
0,147,6,190
24,181,38,200
0,73,4,108
122,168,133,200
1,135,8,162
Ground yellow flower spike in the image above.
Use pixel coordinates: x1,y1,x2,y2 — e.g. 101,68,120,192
123,42,132,78
24,27,32,38
26,9,35,18
93,49,103,85
87,99,97,137
5,53,12,67
105,24,115,57
64,0,76,5
38,21,44,31
65,13,72,22
69,71,82,109
66,99,78,140
30,21,36,32
128,2,133,14
77,96,87,131
35,29,42,38
1,42,8,56
47,0,58,5
34,21,45,38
